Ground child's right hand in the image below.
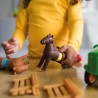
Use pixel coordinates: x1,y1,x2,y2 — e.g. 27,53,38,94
1,38,19,58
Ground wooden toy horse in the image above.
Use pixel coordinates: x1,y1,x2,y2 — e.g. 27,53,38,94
37,34,66,71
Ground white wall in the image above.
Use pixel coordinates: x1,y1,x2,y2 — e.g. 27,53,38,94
0,0,12,17
81,0,98,48
0,0,19,17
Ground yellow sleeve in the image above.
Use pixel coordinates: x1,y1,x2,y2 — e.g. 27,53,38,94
67,0,84,53
12,0,28,49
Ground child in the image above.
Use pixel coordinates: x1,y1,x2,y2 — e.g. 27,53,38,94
1,0,88,68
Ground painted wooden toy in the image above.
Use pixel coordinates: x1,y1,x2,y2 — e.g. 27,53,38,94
37,34,66,71
37,34,82,71
43,78,81,98
9,73,40,96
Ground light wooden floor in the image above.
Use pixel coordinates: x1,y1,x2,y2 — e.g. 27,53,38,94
0,58,98,98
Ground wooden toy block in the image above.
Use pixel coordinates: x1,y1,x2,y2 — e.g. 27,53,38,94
9,72,40,96
43,78,81,98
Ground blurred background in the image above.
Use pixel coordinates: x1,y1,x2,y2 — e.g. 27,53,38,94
0,0,98,59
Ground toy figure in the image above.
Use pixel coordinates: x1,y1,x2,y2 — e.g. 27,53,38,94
0,55,29,75
37,34,82,71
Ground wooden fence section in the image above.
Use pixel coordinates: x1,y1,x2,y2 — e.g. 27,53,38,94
9,72,40,96
43,78,81,98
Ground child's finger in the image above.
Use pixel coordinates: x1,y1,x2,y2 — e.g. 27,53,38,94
5,49,15,55
20,54,28,60
14,71,16,75
6,55,11,59
10,38,16,42
1,41,9,48
4,45,14,51
61,52,73,67
59,46,68,53
1,41,7,46
13,66,16,71
61,60,69,66
62,64,71,68
16,66,28,74
24,61,29,65
61,60,72,68
6,54,13,59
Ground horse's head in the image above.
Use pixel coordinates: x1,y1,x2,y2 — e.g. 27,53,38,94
41,34,54,45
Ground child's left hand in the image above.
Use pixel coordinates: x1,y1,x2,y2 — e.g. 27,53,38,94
58,45,77,68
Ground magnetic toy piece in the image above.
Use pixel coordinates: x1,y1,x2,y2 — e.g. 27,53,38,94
9,73,40,96
37,34,82,71
43,78,81,98
84,44,98,85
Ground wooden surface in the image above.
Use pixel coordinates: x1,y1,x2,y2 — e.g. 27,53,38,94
0,58,98,98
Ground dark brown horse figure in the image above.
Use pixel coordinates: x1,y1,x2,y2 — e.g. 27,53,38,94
37,34,66,71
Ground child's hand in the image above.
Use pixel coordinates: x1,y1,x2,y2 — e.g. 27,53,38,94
1,38,19,58
13,54,29,75
58,45,77,68
7,54,29,75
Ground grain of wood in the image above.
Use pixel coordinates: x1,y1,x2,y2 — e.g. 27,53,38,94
12,76,30,81
59,85,69,95
49,95,72,98
47,88,55,97
43,83,63,90
25,78,32,94
53,87,62,97
10,80,19,96
64,78,81,97
19,79,25,95
31,72,40,95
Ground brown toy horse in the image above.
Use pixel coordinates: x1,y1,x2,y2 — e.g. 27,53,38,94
37,34,66,71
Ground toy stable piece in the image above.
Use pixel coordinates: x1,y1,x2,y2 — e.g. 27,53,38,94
9,73,40,96
84,45,98,85
43,78,81,98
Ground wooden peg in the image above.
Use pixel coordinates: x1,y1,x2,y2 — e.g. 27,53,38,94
44,83,63,90
10,80,19,96
47,88,55,97
31,72,40,95
53,87,62,97
59,85,69,95
19,79,25,95
64,78,81,98
25,78,32,94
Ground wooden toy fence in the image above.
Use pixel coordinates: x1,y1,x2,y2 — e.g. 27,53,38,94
43,78,81,98
9,72,39,96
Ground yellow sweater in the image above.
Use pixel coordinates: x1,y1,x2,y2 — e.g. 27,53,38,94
13,0,84,57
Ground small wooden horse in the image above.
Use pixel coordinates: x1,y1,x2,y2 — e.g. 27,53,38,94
37,34,66,71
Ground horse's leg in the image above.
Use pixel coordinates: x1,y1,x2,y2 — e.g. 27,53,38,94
37,55,45,68
41,57,51,71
